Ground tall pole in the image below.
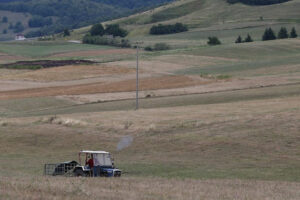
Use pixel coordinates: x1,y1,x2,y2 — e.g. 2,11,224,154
136,43,139,110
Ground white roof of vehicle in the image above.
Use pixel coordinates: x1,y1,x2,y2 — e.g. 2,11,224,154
80,150,109,154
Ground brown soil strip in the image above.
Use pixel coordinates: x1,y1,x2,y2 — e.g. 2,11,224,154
1,60,95,69
0,75,210,100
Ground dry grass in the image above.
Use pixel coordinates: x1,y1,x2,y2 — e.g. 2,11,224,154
1,177,300,200
1,64,135,82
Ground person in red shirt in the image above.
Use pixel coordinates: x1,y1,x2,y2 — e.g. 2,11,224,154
86,154,94,176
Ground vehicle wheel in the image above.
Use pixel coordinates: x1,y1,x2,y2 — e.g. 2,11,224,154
74,169,84,177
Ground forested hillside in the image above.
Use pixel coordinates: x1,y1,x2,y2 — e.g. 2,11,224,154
0,0,173,38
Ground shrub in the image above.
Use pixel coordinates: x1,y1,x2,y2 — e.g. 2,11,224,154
144,43,170,51
207,36,221,45
235,35,242,43
13,21,24,33
2,16,8,23
154,43,170,51
105,24,128,38
150,23,188,35
8,22,13,29
90,23,105,36
63,29,70,37
2,29,7,34
262,28,276,41
244,34,253,42
290,27,298,38
277,27,288,39
144,46,153,51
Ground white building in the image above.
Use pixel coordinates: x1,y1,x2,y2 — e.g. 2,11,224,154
15,34,26,41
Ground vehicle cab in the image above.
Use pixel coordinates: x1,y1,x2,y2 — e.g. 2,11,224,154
74,150,122,177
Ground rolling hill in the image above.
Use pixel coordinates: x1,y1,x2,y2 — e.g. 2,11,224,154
0,0,174,40
83,0,299,48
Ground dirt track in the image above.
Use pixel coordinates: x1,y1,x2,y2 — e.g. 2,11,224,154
0,75,208,100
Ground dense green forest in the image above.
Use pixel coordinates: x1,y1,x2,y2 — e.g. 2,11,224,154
227,0,291,5
0,0,173,37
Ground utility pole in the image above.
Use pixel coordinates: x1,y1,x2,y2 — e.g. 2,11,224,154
135,41,143,110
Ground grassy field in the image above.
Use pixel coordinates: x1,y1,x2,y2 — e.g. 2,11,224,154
0,88,299,181
0,0,300,199
0,41,114,58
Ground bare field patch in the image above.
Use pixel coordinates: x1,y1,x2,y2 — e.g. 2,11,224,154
1,177,300,200
1,64,135,82
0,75,208,100
58,74,299,104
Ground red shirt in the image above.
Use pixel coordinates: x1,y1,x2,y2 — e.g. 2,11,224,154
87,158,94,168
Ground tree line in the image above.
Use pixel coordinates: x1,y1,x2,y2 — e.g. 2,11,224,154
89,23,128,38
208,27,297,46
82,23,130,47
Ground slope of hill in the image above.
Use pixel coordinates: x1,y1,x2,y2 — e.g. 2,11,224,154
74,0,297,48
0,0,173,40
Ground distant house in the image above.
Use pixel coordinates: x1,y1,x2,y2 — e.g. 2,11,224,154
15,34,26,41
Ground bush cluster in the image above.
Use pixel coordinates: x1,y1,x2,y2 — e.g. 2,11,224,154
90,23,128,38
82,35,131,48
150,23,188,35
8,21,24,33
144,43,170,51
207,37,221,45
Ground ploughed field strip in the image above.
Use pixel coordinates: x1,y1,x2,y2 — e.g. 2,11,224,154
0,60,96,69
0,75,205,100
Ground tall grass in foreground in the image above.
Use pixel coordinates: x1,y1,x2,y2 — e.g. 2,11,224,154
1,177,300,200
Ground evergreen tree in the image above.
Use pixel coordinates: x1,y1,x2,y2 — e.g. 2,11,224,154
13,21,24,33
8,22,13,29
90,23,105,36
290,27,298,38
2,29,7,34
235,35,242,43
262,28,276,41
244,34,253,42
2,16,8,23
63,29,70,37
277,27,288,39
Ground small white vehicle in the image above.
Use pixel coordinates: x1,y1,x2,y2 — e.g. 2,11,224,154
44,150,122,177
